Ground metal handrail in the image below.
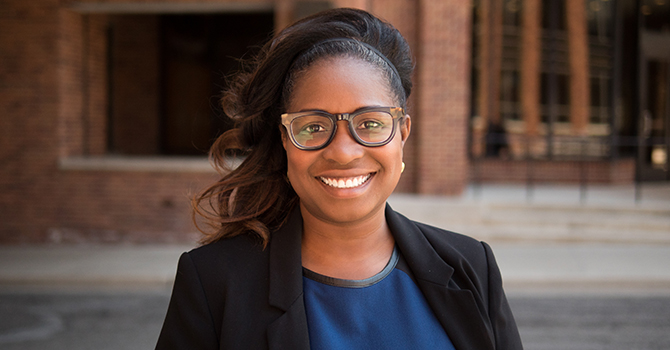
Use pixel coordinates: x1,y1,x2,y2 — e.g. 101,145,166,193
470,133,669,203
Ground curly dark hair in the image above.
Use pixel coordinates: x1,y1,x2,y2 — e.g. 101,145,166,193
193,8,414,246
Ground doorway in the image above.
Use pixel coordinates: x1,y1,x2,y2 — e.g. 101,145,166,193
637,32,670,181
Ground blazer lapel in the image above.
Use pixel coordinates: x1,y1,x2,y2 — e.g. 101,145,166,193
267,208,310,350
385,205,495,350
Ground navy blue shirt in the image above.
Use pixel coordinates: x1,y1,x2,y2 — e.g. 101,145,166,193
302,247,456,350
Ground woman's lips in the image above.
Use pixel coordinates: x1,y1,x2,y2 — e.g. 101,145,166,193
318,173,373,189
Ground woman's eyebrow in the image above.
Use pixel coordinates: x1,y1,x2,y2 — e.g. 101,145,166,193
294,105,388,114
294,108,330,114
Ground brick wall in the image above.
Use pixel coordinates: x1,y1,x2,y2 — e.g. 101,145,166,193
415,0,472,195
1,0,64,241
87,14,111,156
0,0,218,244
46,170,218,244
470,158,636,184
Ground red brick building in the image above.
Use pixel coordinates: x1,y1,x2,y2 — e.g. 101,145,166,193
1,0,668,243
470,0,669,184
0,0,472,243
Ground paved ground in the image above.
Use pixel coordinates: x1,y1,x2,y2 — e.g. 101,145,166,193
0,290,170,350
510,295,670,350
0,290,668,350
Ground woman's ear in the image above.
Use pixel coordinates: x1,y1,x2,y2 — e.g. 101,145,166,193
280,127,289,151
400,115,411,146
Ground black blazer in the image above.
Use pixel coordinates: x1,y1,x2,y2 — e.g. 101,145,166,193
156,205,523,350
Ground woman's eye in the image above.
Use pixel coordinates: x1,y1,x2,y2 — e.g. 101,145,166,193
358,120,383,130
301,124,327,134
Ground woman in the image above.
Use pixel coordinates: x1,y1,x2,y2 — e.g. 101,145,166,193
156,8,522,350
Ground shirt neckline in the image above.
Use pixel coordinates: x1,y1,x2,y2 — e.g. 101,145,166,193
302,246,399,288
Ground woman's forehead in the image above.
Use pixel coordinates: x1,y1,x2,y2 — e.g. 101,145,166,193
307,55,389,78
287,56,398,109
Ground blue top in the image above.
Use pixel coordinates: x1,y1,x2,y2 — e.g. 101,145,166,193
302,247,456,350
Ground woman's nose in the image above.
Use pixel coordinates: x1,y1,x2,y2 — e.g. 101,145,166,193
321,121,364,164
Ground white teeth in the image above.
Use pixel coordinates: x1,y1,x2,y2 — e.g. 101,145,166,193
320,174,371,189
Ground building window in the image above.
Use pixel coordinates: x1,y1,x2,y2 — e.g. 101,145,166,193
471,0,616,160
106,12,274,156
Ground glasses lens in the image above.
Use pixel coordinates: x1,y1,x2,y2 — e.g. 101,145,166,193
291,115,334,148
352,111,395,144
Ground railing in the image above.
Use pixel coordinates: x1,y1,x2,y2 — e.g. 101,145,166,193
470,133,669,203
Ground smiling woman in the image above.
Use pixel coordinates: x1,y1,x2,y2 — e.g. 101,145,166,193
282,57,407,253
156,8,522,350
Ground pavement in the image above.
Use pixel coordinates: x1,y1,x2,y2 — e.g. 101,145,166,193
1,182,670,295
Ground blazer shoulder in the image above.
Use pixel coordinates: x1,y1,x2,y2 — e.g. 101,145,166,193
413,220,481,246
409,217,488,260
386,206,488,264
188,234,269,267
184,234,272,297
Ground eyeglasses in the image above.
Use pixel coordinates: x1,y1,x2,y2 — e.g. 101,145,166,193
281,106,405,150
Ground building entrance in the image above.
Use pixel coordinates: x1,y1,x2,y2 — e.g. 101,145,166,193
638,32,670,181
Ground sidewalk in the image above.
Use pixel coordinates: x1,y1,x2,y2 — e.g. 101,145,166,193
0,245,187,291
1,183,669,294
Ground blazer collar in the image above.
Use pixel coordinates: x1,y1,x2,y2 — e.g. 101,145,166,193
385,204,455,286
386,204,495,350
267,207,310,349
269,207,304,311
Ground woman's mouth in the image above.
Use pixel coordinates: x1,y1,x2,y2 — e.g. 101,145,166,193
319,173,372,189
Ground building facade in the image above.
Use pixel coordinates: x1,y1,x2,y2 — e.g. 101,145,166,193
1,0,668,243
0,0,472,243
470,0,669,184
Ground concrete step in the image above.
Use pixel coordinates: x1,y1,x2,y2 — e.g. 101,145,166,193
387,194,670,244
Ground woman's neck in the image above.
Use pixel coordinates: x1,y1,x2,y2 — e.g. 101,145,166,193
299,204,395,280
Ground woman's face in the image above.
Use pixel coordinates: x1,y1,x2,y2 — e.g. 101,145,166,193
282,56,410,227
